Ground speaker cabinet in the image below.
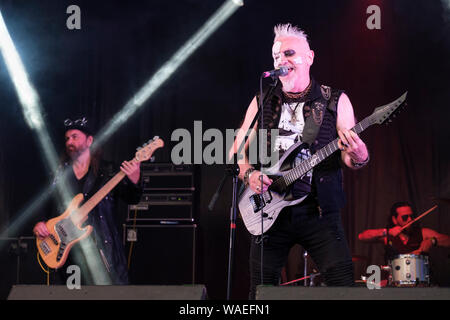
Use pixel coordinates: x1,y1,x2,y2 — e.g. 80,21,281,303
124,224,196,285
256,285,450,300
7,284,207,300
128,193,194,221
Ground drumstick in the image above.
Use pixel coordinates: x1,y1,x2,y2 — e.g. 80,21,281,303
280,273,320,286
399,205,438,231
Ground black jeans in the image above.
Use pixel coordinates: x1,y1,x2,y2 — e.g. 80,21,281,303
249,197,354,299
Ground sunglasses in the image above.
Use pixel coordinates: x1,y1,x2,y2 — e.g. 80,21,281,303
64,117,87,127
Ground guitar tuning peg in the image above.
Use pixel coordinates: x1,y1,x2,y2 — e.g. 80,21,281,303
152,136,159,141
142,143,148,147
136,147,142,151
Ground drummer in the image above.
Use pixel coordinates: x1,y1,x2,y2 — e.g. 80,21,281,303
358,201,450,258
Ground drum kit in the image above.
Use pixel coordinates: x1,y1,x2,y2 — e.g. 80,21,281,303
281,252,431,288
385,254,430,287
280,201,446,288
358,254,430,287
359,202,444,288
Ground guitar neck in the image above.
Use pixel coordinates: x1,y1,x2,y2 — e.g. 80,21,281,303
65,137,164,226
283,115,373,186
71,168,128,225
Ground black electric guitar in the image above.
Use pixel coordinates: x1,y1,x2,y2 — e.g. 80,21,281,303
36,137,164,269
238,92,407,235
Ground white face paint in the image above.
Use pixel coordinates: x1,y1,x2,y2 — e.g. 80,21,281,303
294,56,302,65
272,41,282,68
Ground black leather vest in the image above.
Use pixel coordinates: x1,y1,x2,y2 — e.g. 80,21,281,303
256,78,346,211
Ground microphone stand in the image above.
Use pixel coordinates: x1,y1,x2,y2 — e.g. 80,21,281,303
303,250,308,287
208,159,239,301
208,77,278,300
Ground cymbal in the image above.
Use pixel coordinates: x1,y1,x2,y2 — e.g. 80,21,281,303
352,255,368,262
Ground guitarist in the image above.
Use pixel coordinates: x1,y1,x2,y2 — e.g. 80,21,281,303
232,23,370,299
33,117,142,285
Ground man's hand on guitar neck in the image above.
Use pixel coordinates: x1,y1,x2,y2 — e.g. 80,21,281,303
337,129,369,169
120,160,141,185
33,221,50,239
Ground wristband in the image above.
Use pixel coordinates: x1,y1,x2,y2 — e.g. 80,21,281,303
351,154,370,168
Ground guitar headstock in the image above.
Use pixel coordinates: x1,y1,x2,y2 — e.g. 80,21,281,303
134,136,164,163
370,92,407,125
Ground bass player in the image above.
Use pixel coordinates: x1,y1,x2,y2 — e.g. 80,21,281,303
33,117,142,285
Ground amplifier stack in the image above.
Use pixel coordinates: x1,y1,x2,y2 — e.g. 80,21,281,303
123,163,197,285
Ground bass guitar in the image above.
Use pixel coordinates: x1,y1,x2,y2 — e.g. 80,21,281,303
36,136,164,269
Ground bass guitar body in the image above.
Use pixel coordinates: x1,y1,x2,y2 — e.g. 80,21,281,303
36,194,92,269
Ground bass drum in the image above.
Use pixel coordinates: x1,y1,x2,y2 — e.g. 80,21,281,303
388,254,430,287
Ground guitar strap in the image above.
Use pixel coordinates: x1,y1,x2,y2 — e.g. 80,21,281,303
249,80,343,156
301,85,342,147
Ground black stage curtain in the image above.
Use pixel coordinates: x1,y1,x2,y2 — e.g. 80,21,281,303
0,0,449,299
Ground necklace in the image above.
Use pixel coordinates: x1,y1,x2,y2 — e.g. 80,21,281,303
283,80,312,100
289,102,301,124
283,80,312,124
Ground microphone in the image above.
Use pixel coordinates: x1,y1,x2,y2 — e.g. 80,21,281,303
262,66,289,78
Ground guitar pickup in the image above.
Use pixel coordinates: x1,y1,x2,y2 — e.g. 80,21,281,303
56,242,67,262
49,234,58,245
39,240,51,255
250,191,272,213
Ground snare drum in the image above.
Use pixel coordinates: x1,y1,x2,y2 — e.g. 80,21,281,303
388,254,430,287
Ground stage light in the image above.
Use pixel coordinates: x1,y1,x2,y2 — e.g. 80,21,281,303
93,0,244,150
0,10,72,206
0,0,243,283
0,12,42,130
0,10,110,283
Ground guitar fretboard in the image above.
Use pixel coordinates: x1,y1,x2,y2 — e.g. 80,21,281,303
282,116,372,187
70,162,131,226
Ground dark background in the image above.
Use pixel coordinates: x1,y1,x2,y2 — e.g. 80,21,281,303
0,0,449,300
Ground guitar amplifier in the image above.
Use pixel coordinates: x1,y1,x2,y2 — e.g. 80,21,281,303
127,193,194,221
141,163,194,191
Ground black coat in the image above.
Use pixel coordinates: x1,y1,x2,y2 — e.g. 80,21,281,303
42,158,142,284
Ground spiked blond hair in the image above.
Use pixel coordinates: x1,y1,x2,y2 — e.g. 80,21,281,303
273,23,308,42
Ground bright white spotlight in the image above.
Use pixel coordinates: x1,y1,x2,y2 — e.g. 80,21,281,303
0,10,107,281
0,10,73,207
93,0,244,149
0,11,43,130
